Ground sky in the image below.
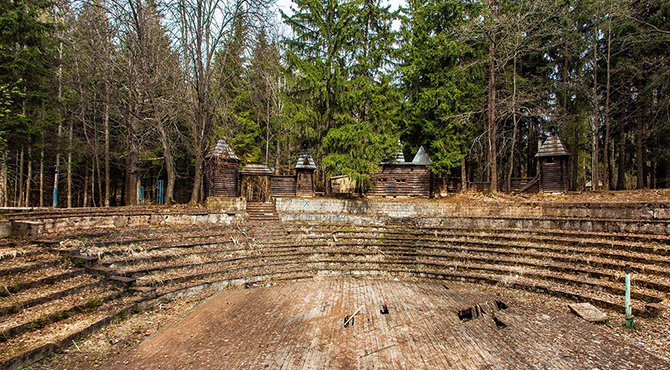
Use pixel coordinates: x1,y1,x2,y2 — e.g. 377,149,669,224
275,0,407,17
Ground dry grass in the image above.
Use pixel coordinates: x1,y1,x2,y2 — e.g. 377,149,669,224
28,291,217,369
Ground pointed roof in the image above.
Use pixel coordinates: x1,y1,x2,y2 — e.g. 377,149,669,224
207,139,239,161
240,163,273,175
395,149,405,163
295,149,317,170
535,134,570,157
411,146,433,165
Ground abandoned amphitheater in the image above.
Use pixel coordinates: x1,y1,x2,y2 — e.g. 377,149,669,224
1,195,670,369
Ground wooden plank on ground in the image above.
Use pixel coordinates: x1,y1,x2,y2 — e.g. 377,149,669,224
568,303,607,322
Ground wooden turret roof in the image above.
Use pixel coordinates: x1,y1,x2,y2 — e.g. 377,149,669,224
411,146,433,165
295,149,317,170
535,135,569,157
240,163,273,175
207,139,239,161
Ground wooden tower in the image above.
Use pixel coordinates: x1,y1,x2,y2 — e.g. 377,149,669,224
205,139,240,198
535,134,570,193
295,149,317,197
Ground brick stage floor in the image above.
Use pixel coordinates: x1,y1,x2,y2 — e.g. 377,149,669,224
110,279,669,369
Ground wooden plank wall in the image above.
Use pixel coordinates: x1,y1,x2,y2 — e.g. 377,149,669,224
206,160,238,197
368,165,431,197
296,171,314,197
540,158,567,193
509,177,539,193
271,175,296,197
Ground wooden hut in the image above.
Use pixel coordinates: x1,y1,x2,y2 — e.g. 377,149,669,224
205,139,239,198
535,134,570,193
240,164,273,202
295,149,317,197
368,146,433,198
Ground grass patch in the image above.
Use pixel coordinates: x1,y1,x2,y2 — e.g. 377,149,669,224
85,297,104,312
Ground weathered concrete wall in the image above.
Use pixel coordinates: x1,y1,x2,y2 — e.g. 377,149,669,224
4,211,246,239
37,212,244,234
276,198,670,220
0,221,11,238
205,197,246,212
276,198,670,235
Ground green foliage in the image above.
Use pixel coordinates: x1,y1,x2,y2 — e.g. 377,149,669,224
0,0,57,150
398,0,484,174
85,296,104,311
284,0,399,188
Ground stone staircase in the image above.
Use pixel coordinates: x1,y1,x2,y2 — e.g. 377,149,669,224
246,202,280,223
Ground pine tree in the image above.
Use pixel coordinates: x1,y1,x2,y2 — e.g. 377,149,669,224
398,0,484,176
0,0,57,205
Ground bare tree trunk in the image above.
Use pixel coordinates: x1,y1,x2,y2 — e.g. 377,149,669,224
25,147,32,207
266,100,271,165
125,114,140,206
18,148,24,207
189,111,206,205
39,147,44,207
604,14,612,190
14,151,19,206
157,124,176,205
91,162,96,207
461,157,467,191
488,39,498,192
275,137,280,174
83,164,89,207
591,11,599,191
636,113,644,189
507,48,518,192
616,133,625,190
67,120,73,208
0,150,6,207
96,155,103,207
54,40,63,208
104,81,110,207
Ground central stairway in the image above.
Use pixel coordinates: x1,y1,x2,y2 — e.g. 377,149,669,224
246,202,280,222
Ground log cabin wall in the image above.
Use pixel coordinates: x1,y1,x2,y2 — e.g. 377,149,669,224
368,165,432,198
271,175,297,197
296,170,315,197
205,139,240,199
540,157,568,193
205,159,239,198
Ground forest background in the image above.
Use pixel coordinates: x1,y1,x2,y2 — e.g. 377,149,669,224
0,0,668,206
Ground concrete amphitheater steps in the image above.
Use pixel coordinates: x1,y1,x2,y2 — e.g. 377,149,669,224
278,235,670,271
115,249,660,313
282,224,670,253
0,268,85,298
0,274,99,316
86,228,248,247
0,293,139,368
95,238,246,259
247,202,280,222
124,249,666,302
259,236,670,278
93,220,670,318
0,283,122,343
284,223,670,245
44,224,237,242
278,226,670,265
131,260,650,317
